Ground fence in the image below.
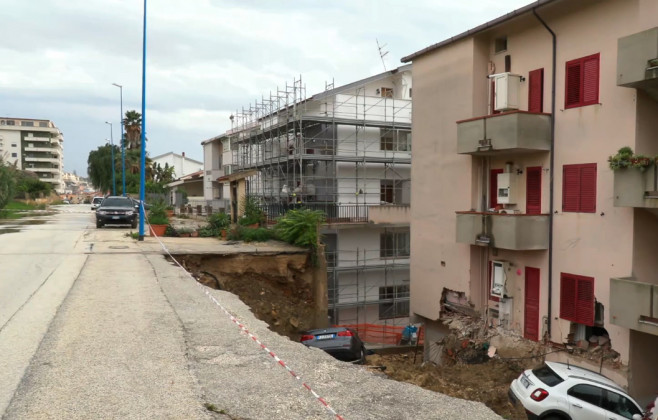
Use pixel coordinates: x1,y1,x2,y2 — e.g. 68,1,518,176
334,323,424,346
259,203,369,224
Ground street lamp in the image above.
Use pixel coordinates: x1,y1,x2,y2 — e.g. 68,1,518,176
112,82,126,197
104,121,116,196
138,0,147,241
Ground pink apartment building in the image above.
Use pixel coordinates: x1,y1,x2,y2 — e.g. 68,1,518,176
403,0,658,402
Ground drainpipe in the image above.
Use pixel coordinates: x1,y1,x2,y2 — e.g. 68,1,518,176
533,8,556,340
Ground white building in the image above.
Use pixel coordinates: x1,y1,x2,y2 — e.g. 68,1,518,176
0,118,65,193
207,66,413,329
151,152,202,179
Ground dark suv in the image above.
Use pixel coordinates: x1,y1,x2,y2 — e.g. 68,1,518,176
96,196,138,228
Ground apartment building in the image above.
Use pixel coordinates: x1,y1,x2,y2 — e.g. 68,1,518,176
403,0,658,401
207,66,413,328
0,118,65,193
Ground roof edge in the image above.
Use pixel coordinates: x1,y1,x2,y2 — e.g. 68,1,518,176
401,0,558,63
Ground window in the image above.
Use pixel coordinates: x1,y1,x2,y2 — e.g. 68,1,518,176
565,53,600,108
380,180,404,204
380,129,411,151
494,37,507,53
408,88,412,98
567,384,603,406
380,229,410,258
528,68,544,113
380,87,393,98
11,143,17,148
11,153,17,158
379,284,410,319
563,163,596,213
603,390,642,419
5,120,15,126
21,121,34,127
39,122,48,127
560,273,595,326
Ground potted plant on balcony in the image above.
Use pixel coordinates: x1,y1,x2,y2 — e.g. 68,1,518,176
609,147,655,171
147,202,169,237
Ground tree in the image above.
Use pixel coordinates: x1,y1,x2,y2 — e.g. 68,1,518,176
123,110,142,150
13,170,51,199
153,162,175,184
87,144,119,193
0,160,16,210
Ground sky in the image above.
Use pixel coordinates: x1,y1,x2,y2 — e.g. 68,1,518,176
0,0,535,177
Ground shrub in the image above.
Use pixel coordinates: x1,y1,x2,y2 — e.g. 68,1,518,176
274,209,325,249
164,225,179,237
237,227,275,242
147,202,170,225
238,196,265,226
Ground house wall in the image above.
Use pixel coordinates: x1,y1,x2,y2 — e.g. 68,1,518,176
1,131,22,168
410,0,658,369
153,153,202,179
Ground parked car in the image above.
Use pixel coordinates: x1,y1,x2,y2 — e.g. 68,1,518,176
509,361,646,420
96,196,138,228
130,198,150,211
300,327,366,364
91,196,104,210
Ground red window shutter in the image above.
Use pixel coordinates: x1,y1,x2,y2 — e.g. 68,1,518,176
562,166,580,212
528,69,544,113
579,164,597,213
576,276,595,326
582,54,600,105
565,61,581,107
526,167,542,214
560,274,577,321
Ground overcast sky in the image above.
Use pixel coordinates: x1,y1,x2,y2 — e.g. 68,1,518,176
0,0,534,177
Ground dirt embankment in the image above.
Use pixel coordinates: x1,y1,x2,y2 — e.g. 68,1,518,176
176,252,324,340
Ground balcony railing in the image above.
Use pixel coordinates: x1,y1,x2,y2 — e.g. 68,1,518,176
610,277,658,336
617,27,658,94
456,211,549,250
456,111,551,155
259,203,369,225
613,166,658,208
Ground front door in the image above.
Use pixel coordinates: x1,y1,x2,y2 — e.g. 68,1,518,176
524,267,540,341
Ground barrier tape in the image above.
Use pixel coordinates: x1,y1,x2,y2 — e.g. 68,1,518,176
142,210,345,420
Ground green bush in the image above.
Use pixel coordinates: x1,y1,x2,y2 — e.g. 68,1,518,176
237,227,275,242
147,202,169,225
164,225,179,237
238,196,265,226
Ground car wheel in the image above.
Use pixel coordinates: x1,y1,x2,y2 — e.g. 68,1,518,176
96,221,103,228
358,347,366,364
131,220,137,229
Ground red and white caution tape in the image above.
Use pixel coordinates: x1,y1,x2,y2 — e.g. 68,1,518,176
143,213,345,420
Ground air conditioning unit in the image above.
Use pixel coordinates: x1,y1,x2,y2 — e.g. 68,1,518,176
490,72,521,112
491,260,510,298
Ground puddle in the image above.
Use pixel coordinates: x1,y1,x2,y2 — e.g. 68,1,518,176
0,228,20,235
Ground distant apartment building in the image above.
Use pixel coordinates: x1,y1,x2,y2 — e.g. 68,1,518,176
204,66,413,328
0,118,65,193
403,0,658,401
151,152,203,178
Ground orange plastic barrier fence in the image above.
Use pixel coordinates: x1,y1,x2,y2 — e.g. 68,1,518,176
333,323,424,346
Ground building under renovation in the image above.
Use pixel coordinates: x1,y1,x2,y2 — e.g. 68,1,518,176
207,65,413,328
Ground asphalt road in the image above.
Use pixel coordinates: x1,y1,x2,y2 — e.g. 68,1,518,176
0,204,503,420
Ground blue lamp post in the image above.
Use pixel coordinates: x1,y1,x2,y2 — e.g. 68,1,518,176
104,121,116,196
112,83,126,196
138,0,147,240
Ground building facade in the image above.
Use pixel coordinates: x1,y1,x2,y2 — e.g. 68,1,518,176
207,66,413,329
151,152,203,179
0,118,65,193
403,0,658,401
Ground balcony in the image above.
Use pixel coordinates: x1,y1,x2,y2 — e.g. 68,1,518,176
617,27,658,99
260,203,369,225
456,211,549,250
610,277,658,336
24,136,50,142
27,167,60,174
456,111,551,155
25,156,60,163
24,146,60,154
613,166,658,208
368,205,410,225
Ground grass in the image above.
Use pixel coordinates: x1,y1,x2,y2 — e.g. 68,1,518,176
203,403,227,414
5,201,45,210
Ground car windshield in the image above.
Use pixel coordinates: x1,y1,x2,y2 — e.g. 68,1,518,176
532,364,564,387
101,198,133,208
92,198,103,204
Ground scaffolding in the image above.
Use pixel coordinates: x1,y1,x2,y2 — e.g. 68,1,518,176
228,68,412,329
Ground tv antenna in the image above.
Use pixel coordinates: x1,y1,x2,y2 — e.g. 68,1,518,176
376,39,389,71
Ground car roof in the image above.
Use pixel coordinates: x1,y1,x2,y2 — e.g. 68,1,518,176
305,327,352,334
545,361,626,393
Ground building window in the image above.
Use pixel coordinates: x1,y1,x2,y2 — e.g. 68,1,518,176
11,153,17,158
5,120,15,126
408,88,412,98
11,143,17,148
565,53,600,109
560,273,594,326
380,129,411,151
380,229,410,258
380,179,404,204
380,87,393,98
21,121,34,127
494,37,507,53
39,122,48,127
562,163,597,213
378,284,410,319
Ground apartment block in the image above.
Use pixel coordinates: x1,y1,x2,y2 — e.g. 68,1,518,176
403,0,658,401
205,66,413,328
0,118,65,193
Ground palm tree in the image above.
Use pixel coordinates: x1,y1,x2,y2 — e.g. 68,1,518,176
123,110,142,150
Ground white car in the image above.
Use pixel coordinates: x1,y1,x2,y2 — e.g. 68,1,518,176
509,361,645,420
91,196,104,210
